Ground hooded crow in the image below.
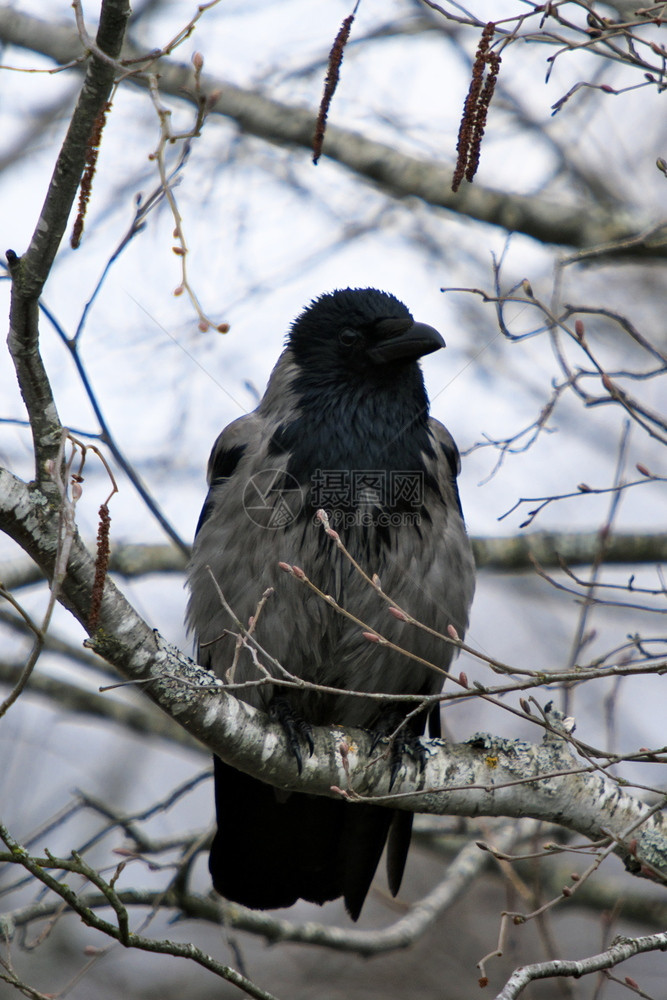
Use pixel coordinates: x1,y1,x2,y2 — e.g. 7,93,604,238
187,287,475,920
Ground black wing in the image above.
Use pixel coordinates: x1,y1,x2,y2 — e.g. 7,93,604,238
194,417,252,536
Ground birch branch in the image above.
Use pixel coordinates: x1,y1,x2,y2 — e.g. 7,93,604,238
0,6,665,256
0,820,531,956
1,465,666,884
2,529,665,593
494,931,667,1000
5,0,131,483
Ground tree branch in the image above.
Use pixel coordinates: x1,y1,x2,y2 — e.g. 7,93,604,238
471,531,667,571
0,824,279,1000
5,0,131,483
0,6,665,256
1,466,665,883
494,930,667,1000
0,658,204,752
2,529,665,594
0,820,529,956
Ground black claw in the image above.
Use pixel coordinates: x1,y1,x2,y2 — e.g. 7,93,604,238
302,721,315,758
389,734,426,789
389,753,401,791
369,714,428,790
291,740,304,775
269,696,314,774
369,729,384,757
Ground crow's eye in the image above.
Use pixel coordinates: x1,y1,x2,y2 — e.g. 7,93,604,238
339,328,360,348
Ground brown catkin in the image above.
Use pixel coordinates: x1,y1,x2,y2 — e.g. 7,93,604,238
312,14,355,164
465,50,502,183
89,503,111,631
452,24,501,191
71,101,113,249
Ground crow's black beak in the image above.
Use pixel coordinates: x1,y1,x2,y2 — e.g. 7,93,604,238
366,320,446,365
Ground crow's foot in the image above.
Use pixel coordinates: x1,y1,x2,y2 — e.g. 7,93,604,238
369,715,427,789
269,696,314,775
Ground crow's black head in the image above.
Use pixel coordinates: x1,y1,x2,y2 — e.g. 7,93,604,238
288,288,444,375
